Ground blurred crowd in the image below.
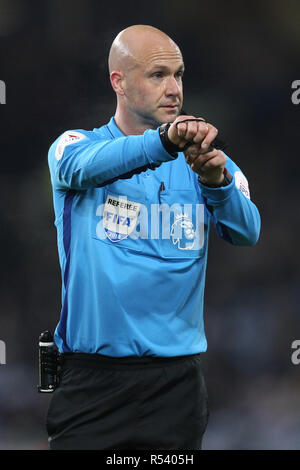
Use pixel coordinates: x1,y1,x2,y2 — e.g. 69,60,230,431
0,0,300,449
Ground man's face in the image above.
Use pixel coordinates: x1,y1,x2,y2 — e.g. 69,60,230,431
123,51,184,127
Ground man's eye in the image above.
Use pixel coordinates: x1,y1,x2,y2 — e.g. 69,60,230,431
152,72,163,79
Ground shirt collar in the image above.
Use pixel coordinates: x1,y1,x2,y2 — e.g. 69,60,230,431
106,116,125,138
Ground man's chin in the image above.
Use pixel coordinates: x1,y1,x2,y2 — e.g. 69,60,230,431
156,108,181,125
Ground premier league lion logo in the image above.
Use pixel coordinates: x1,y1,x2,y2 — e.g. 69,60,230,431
170,213,196,250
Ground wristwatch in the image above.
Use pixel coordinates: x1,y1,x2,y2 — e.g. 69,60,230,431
159,122,181,157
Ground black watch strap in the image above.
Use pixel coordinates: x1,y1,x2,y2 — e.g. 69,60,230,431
159,123,180,157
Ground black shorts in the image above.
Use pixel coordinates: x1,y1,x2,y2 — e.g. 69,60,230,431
46,353,209,450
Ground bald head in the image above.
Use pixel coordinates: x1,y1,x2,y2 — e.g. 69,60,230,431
109,25,184,134
108,25,182,74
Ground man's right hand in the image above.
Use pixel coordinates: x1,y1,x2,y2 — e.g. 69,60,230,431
167,115,209,149
167,115,226,186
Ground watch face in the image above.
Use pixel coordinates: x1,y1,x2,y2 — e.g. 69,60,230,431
160,122,169,133
159,123,170,140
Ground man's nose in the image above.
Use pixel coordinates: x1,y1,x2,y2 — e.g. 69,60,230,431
165,76,181,96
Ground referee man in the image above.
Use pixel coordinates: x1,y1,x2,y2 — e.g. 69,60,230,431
46,25,261,450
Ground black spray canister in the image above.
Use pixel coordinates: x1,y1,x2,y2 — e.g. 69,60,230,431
38,330,58,393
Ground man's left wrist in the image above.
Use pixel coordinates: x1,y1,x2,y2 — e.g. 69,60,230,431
198,168,232,188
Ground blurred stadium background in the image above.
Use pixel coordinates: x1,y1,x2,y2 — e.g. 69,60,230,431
0,0,299,450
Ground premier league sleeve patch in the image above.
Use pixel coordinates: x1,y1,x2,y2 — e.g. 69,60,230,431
102,195,141,242
234,171,251,199
55,131,86,161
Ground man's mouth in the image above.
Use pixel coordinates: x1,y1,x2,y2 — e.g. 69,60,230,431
160,104,179,110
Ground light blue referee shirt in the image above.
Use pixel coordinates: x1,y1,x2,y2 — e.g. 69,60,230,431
48,117,261,357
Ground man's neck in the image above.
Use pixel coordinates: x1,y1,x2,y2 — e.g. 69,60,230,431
114,108,158,136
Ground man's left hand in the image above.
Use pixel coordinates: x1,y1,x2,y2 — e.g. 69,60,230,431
183,122,227,186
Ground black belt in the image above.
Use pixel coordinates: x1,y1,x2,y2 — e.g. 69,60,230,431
61,352,202,370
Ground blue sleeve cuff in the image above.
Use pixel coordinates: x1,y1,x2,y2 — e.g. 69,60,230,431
198,173,236,204
143,128,178,164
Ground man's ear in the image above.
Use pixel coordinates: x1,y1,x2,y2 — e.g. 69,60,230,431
110,71,125,95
